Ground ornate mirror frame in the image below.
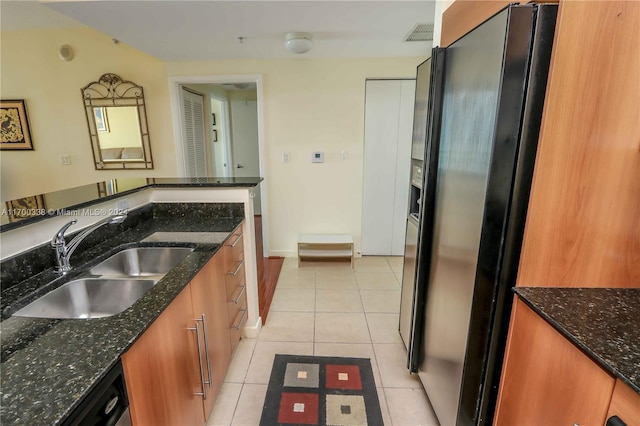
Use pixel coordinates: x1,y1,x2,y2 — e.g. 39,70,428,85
81,73,154,169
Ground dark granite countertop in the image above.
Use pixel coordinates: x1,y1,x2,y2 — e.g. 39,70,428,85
515,287,640,394
1,177,262,232
0,203,245,425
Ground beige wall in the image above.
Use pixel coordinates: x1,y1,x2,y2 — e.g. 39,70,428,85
0,26,177,201
167,57,423,256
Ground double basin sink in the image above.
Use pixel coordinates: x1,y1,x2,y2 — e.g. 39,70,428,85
13,247,194,320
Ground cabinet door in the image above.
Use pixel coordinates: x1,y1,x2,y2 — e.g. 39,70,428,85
517,1,640,288
494,298,615,426
606,379,640,426
190,251,231,418
362,79,416,256
122,286,204,426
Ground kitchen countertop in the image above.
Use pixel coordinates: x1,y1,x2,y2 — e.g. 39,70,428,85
0,203,245,425
515,287,640,393
1,176,262,231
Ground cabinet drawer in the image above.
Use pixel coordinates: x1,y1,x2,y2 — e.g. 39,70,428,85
225,260,245,294
229,297,248,354
223,230,244,269
227,281,247,325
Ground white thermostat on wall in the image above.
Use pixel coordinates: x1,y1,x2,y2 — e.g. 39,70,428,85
311,151,324,163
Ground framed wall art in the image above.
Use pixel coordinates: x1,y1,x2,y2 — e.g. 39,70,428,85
0,99,34,150
5,195,46,222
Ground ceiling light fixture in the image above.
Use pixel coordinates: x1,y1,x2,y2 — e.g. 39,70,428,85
284,32,313,54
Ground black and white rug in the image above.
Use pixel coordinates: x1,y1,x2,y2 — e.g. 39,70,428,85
260,354,383,425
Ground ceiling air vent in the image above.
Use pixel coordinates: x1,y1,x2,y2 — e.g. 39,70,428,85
404,24,434,42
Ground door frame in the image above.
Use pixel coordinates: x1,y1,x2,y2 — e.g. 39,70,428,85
208,93,232,178
169,74,269,255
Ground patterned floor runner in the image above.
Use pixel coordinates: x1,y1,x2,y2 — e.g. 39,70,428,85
260,354,383,425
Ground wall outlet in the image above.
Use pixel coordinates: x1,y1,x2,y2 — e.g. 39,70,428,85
60,154,71,165
282,152,289,163
311,151,324,163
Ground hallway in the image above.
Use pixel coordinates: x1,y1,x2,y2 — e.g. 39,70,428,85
207,256,438,425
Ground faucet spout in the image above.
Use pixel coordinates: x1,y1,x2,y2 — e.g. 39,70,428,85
51,214,127,274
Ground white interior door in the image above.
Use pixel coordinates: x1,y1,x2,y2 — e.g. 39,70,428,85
392,80,417,254
230,99,261,213
180,88,207,177
362,79,416,255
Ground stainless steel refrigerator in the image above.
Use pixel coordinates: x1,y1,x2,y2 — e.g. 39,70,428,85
403,4,558,426
400,50,445,350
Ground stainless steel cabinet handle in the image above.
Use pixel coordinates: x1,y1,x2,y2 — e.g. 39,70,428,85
227,260,244,277
198,315,213,389
233,309,248,329
227,233,243,247
187,321,207,400
231,284,246,304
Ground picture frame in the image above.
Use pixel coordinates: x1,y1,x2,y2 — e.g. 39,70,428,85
212,113,216,126
5,195,46,222
0,99,34,150
94,107,110,132
213,129,218,142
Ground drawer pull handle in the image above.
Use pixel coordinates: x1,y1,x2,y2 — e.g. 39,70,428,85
233,309,247,329
231,285,246,304
228,260,244,277
227,233,243,247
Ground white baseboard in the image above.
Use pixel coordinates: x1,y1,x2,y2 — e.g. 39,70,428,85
268,250,297,258
241,316,262,338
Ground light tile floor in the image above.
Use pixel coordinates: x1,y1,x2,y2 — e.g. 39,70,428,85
207,256,439,426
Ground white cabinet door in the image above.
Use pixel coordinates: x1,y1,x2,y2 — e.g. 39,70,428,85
362,79,416,255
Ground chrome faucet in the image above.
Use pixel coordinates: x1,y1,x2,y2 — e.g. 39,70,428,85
51,214,127,274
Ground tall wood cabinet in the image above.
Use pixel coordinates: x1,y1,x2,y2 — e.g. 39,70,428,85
494,1,640,422
516,0,640,288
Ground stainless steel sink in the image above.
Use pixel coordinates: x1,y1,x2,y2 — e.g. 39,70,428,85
13,278,157,319
89,247,194,278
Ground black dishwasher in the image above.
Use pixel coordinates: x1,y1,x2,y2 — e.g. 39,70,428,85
62,360,130,426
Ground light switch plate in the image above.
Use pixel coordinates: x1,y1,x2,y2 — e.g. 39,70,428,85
311,151,324,163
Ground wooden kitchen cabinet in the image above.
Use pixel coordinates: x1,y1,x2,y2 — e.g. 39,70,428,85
122,229,245,425
224,224,248,353
606,379,640,426
516,0,640,288
189,250,231,419
494,298,616,426
122,286,205,426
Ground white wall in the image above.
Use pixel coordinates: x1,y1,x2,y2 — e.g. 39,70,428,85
167,57,423,257
0,26,177,201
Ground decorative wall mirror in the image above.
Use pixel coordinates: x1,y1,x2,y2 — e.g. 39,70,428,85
81,73,154,169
